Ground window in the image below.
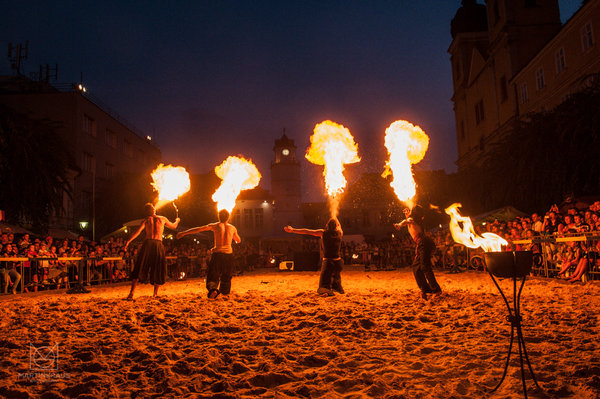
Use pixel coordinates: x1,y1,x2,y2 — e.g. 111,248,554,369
555,48,566,73
254,208,263,229
454,58,461,81
520,83,529,103
474,100,485,125
105,163,114,179
232,209,241,226
81,152,95,173
123,139,133,158
243,209,253,228
524,0,537,7
581,22,594,52
499,75,508,103
83,114,96,137
105,129,117,148
536,68,545,90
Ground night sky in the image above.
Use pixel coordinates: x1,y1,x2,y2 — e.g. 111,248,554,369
1,1,581,201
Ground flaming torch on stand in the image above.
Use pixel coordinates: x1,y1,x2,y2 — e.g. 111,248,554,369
382,120,429,210
151,163,191,217
212,156,261,213
305,120,360,218
445,203,508,253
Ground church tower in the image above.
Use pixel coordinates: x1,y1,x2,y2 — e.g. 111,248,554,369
271,130,303,232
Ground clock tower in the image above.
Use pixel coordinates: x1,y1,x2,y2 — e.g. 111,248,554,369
271,129,303,232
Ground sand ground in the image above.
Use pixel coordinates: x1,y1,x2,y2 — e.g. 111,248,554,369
0,267,599,398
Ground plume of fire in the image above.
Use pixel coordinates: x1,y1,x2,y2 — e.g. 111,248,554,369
445,203,507,252
382,120,429,208
305,120,360,216
212,156,261,213
151,164,191,210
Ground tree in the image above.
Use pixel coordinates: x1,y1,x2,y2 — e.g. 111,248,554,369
0,104,74,230
465,81,600,213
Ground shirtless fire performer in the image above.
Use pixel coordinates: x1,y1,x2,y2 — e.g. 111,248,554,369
177,209,241,298
394,205,442,300
124,203,180,300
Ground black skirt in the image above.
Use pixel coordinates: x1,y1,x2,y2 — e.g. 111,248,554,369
131,239,166,285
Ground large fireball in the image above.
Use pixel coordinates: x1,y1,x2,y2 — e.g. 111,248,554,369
382,120,429,207
212,156,261,213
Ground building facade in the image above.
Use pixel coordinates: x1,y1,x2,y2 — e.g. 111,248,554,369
270,131,304,232
0,77,161,237
449,0,599,170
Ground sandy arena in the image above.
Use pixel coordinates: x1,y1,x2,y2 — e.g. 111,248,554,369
1,268,599,398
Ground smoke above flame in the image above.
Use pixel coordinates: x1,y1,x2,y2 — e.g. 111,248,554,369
382,120,429,208
212,156,261,213
151,164,191,209
445,203,507,252
305,120,360,216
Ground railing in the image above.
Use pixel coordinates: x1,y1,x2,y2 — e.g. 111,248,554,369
433,232,600,281
0,255,205,295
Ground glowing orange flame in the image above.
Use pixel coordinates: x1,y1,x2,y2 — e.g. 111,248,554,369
445,203,507,252
305,120,360,197
382,120,429,207
151,164,190,208
212,156,261,213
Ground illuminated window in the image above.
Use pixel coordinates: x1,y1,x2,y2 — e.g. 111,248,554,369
83,114,96,137
581,22,594,52
555,48,566,73
536,68,545,90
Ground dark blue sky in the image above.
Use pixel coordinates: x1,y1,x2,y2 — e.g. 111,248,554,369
1,1,581,200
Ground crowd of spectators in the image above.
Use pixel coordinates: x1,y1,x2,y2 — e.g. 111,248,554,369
2,200,599,294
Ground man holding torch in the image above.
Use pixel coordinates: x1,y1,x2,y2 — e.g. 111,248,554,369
124,202,180,300
394,205,442,300
177,209,241,298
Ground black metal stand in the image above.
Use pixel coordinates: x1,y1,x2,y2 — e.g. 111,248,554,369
488,272,541,398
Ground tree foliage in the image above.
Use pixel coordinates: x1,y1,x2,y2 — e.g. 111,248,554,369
458,82,600,214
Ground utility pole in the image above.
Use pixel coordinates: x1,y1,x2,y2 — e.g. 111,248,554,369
7,41,29,75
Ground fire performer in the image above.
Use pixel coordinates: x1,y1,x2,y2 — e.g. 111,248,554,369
284,217,344,296
177,209,241,298
394,205,442,300
124,203,180,300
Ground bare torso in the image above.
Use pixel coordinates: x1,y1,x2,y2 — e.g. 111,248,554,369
406,219,423,241
144,216,166,240
211,222,238,254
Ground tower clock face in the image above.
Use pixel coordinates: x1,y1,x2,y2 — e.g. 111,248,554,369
282,148,290,156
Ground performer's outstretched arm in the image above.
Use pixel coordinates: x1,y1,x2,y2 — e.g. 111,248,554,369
284,225,324,237
176,223,214,239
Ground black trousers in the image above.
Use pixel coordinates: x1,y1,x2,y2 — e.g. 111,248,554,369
207,252,233,295
319,258,343,291
412,237,441,294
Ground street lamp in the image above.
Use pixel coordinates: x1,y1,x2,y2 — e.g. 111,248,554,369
79,221,88,230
